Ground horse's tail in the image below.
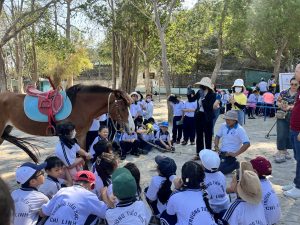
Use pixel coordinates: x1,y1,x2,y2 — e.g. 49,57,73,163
1,126,42,163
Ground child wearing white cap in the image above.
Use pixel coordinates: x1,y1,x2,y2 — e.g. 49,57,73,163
223,162,267,225
230,79,247,125
11,162,49,225
199,149,230,218
41,170,107,224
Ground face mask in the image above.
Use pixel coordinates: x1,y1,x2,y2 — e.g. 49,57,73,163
70,130,76,139
146,98,151,102
235,87,242,93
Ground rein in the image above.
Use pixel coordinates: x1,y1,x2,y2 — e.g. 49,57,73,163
107,92,122,132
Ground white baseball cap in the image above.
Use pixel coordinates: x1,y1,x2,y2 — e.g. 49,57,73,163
16,162,47,184
199,149,220,171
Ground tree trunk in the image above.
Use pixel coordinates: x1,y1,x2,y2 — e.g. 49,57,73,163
144,58,151,94
210,0,228,84
66,75,74,88
112,31,117,89
31,0,38,84
118,36,123,90
54,1,58,33
273,39,288,81
65,0,73,86
0,46,7,92
15,34,24,93
131,45,139,92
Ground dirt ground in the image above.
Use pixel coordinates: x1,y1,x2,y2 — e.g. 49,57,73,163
1,96,300,224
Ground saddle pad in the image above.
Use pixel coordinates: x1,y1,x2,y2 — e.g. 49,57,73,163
24,91,72,122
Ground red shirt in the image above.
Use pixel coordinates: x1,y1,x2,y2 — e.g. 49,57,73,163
291,90,300,131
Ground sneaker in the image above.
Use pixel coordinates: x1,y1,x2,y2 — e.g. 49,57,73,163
176,140,180,144
284,187,300,199
285,152,292,160
181,141,187,145
190,142,195,145
275,154,286,163
282,183,295,191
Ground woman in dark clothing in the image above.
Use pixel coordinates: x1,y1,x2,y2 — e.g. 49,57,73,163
187,77,216,160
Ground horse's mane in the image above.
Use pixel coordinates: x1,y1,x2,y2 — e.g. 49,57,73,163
66,84,112,104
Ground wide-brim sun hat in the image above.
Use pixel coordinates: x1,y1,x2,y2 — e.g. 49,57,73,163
223,110,238,121
130,92,141,100
199,149,220,171
237,162,262,204
232,79,245,88
195,77,214,90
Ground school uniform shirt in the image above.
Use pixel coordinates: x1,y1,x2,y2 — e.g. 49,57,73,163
247,94,258,104
106,200,151,225
183,101,197,117
258,81,268,92
99,114,108,122
143,101,154,120
89,136,107,157
11,188,49,225
232,93,247,110
257,95,264,103
42,185,107,225
204,171,230,213
93,170,108,200
55,142,81,167
223,198,267,225
38,176,65,199
155,130,170,142
130,103,141,118
89,118,101,131
121,132,138,141
166,189,217,225
137,127,155,142
260,179,281,225
216,123,250,153
146,175,176,214
171,102,184,117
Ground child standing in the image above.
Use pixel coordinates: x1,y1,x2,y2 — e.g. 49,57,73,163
223,162,267,224
161,161,218,225
120,130,140,159
247,89,258,119
130,92,143,128
41,171,107,224
199,149,230,218
55,122,91,180
182,92,197,145
105,168,151,225
250,156,281,224
38,156,71,199
11,162,49,225
143,94,154,123
145,156,177,217
155,122,174,151
168,95,184,144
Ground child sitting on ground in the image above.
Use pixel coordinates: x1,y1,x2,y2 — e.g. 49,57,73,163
199,149,230,219
147,117,160,136
223,161,267,224
137,122,155,154
120,129,141,159
161,161,218,225
105,168,151,225
250,156,281,225
93,153,118,199
155,122,174,151
55,122,91,181
11,162,49,225
39,156,71,199
145,156,177,218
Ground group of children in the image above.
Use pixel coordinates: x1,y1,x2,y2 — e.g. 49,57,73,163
11,146,281,225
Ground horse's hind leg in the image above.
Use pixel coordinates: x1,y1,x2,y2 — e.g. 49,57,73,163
0,118,9,145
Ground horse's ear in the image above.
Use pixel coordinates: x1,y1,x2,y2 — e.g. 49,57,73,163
113,90,132,105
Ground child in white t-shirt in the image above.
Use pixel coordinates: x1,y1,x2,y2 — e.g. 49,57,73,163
250,156,281,225
41,170,107,225
11,162,49,225
89,125,109,157
93,153,118,199
199,149,230,218
223,161,267,225
145,156,177,217
105,168,151,225
155,122,174,151
120,130,141,160
161,161,218,225
38,156,71,199
55,122,91,180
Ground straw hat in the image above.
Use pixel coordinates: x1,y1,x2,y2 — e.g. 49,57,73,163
237,162,262,204
195,77,214,90
130,92,141,100
223,110,238,121
232,79,245,88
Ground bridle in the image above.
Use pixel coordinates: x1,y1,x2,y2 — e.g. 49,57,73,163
107,92,126,132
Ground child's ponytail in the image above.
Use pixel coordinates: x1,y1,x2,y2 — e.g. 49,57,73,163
157,177,172,204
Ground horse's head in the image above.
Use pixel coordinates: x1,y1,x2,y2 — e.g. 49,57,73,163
109,90,135,133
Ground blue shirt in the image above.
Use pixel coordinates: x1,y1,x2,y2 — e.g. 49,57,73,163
183,101,197,117
171,102,184,117
216,123,250,153
121,132,137,141
130,103,141,117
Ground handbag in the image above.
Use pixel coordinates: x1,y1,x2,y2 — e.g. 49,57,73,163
275,110,287,119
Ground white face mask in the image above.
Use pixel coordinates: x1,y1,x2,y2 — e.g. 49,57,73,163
235,87,242,93
146,98,151,102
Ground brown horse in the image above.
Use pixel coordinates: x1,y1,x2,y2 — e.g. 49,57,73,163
0,84,135,162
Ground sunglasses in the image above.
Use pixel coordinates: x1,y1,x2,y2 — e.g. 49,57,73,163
291,83,299,86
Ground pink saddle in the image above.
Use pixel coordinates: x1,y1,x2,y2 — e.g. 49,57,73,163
26,85,63,115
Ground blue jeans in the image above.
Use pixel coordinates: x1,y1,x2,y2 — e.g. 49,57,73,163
291,130,300,188
235,110,244,126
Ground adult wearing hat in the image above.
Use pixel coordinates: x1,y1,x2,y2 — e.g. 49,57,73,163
223,162,267,224
229,79,247,125
187,77,216,160
214,110,250,174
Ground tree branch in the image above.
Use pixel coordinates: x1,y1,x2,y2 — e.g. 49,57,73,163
162,0,177,30
127,0,152,20
0,0,5,15
0,0,57,47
